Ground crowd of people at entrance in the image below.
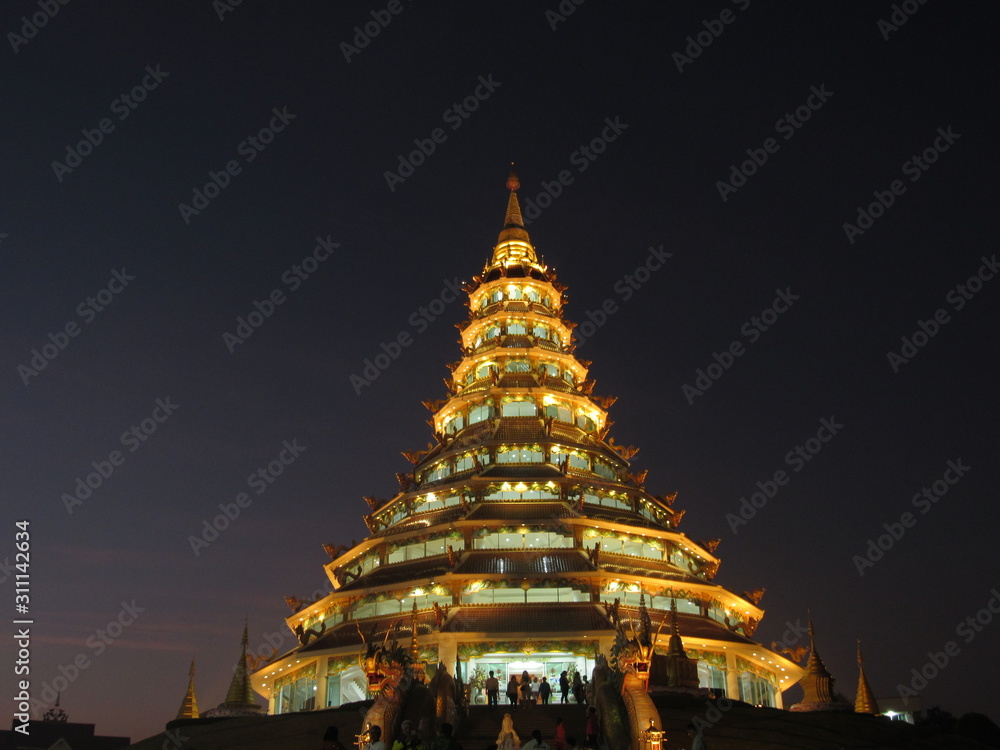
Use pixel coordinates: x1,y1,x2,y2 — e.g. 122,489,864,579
489,669,592,708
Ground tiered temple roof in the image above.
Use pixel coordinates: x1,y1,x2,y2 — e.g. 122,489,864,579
249,167,805,714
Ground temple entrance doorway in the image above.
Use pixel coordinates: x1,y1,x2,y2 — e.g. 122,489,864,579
465,651,595,705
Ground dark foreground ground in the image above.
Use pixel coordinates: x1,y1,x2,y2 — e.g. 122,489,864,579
128,695,995,750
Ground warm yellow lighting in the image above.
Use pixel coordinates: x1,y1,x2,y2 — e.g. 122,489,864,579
514,482,528,492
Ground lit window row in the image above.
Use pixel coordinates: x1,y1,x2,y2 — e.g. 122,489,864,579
476,284,554,309
417,440,607,485
472,320,563,349
441,396,596,436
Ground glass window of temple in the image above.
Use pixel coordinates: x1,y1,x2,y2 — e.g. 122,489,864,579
486,325,500,339
739,671,778,707
650,595,700,615
444,413,466,434
523,530,571,548
424,462,451,483
697,661,727,696
325,665,367,708
504,359,530,372
525,287,539,302
592,459,615,479
507,320,527,335
496,446,543,464
533,323,549,339
469,403,491,424
506,285,522,299
501,400,536,417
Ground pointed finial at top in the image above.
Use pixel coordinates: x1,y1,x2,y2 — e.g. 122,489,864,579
506,162,520,192
854,638,880,714
493,163,535,260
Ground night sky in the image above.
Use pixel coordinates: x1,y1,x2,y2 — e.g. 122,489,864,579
2,1,999,742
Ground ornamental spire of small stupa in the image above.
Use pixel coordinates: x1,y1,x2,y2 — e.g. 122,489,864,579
854,639,880,714
176,658,200,720
223,620,257,707
493,163,536,265
803,616,832,680
790,615,852,712
666,599,687,658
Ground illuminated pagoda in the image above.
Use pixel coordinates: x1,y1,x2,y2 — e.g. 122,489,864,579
250,166,804,716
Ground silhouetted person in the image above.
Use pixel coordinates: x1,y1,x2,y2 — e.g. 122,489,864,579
432,722,462,750
506,675,519,706
365,724,387,750
522,729,550,750
485,670,500,707
559,671,570,704
391,720,422,750
585,708,598,747
322,725,347,750
554,717,566,750
538,676,551,704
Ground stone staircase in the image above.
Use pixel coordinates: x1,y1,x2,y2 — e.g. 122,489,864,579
459,703,589,747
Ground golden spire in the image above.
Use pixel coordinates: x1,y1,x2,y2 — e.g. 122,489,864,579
176,658,200,720
492,163,537,265
791,616,850,711
666,599,687,658
854,640,880,714
803,616,831,678
223,621,257,707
